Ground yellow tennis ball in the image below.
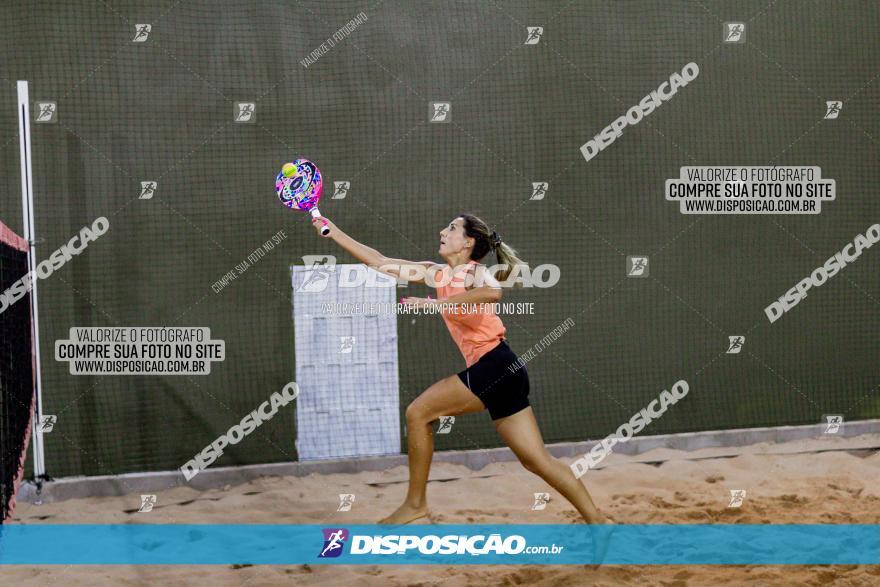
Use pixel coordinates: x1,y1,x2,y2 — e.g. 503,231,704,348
282,163,296,177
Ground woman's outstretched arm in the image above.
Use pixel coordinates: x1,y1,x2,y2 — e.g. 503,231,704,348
312,216,437,283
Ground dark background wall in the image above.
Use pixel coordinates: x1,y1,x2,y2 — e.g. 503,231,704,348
1,1,878,478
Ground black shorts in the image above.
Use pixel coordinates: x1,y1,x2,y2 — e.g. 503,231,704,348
457,340,530,420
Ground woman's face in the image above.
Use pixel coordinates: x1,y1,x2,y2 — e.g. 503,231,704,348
439,217,471,257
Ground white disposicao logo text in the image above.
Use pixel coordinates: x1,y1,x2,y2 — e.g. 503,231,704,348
295,255,561,292
180,383,299,480
765,224,879,323
0,217,109,315
570,380,689,477
581,63,699,162
350,534,528,555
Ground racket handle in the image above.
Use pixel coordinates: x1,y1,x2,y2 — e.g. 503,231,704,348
310,208,330,236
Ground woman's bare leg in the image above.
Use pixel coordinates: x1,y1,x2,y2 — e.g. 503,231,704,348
378,374,486,524
494,407,606,523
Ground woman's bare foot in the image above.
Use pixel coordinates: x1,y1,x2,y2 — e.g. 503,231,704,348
377,502,429,525
589,518,616,567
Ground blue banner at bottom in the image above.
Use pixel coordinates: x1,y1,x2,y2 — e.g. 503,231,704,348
1,524,878,565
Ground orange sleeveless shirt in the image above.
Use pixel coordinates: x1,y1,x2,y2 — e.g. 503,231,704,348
432,261,506,367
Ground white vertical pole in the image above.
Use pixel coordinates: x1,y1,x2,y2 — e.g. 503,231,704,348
17,80,46,479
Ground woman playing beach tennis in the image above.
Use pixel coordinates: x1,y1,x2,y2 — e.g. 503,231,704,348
311,213,609,527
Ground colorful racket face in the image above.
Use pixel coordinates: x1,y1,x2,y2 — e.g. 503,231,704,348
275,159,323,211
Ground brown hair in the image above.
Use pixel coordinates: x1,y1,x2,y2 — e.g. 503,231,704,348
458,213,527,283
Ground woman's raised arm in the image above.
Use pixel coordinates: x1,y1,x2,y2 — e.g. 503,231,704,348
312,216,438,283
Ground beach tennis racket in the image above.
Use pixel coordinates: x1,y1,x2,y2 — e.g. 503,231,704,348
276,158,330,236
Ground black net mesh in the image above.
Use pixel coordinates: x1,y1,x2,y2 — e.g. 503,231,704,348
0,224,34,521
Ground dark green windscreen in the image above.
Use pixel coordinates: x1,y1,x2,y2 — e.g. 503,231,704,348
1,1,877,478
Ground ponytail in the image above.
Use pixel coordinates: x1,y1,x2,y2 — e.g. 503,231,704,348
458,213,528,285
493,240,526,284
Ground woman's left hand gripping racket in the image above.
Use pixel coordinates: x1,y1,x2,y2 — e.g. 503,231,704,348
276,158,330,236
